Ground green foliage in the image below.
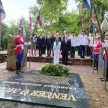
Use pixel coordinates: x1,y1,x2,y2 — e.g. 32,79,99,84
75,0,108,34
40,64,70,76
1,17,30,51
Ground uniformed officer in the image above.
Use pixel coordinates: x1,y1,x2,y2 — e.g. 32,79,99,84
70,32,77,58
14,27,31,74
80,31,88,58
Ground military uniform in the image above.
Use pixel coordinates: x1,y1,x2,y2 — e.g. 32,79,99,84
14,27,31,74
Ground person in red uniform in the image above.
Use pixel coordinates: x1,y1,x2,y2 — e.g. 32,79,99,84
14,27,31,74
92,33,108,81
93,35,101,70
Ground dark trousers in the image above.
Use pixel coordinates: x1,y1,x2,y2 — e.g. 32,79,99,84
78,46,80,56
47,45,51,56
43,46,46,54
39,45,43,56
87,46,90,56
71,46,76,57
90,47,93,57
62,52,68,66
80,45,86,58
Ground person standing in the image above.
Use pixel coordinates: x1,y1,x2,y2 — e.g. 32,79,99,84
89,34,93,58
46,32,52,57
77,34,81,56
37,32,45,57
80,31,88,58
56,33,61,42
61,34,71,66
53,37,61,64
14,27,31,74
30,33,37,56
43,36,46,55
86,33,92,56
68,33,72,40
61,34,65,41
70,32,77,58
52,31,57,56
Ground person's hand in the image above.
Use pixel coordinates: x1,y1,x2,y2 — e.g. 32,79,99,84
93,44,97,48
24,42,28,46
27,42,31,46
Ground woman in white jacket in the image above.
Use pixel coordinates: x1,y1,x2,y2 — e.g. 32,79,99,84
53,37,61,64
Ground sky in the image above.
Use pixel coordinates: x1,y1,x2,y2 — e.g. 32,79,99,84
3,0,77,24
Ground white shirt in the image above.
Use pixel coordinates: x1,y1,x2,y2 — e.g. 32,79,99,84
77,37,81,46
89,36,93,44
70,36,77,47
47,35,50,39
30,35,36,42
80,35,88,46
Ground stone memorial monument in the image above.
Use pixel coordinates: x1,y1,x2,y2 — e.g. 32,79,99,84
6,20,27,70
98,13,108,77
0,70,91,108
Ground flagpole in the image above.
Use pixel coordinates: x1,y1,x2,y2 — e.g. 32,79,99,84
92,9,94,74
29,11,31,69
92,0,107,90
0,0,1,54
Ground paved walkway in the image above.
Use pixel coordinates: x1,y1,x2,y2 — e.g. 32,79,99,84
0,62,108,108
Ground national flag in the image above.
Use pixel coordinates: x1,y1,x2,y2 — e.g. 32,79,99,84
92,16,97,32
29,18,32,32
81,16,84,28
83,0,91,11
0,1,6,24
83,4,86,8
37,11,42,26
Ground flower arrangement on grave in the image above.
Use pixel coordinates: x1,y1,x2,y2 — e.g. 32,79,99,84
40,63,70,76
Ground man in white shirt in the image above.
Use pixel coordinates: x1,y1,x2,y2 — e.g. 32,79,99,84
80,31,88,58
70,32,77,58
77,33,81,56
89,34,93,58
87,33,92,56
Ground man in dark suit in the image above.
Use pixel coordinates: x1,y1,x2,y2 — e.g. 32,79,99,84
37,32,45,57
46,32,52,57
52,31,57,56
61,34,71,66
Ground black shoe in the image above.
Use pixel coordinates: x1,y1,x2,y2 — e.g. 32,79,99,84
101,78,108,81
94,67,97,70
19,69,24,73
16,70,20,74
100,77,104,79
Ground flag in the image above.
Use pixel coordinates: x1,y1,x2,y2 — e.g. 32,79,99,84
29,18,32,32
92,16,97,32
83,0,91,11
0,1,6,24
37,11,42,26
81,16,84,28
83,4,86,8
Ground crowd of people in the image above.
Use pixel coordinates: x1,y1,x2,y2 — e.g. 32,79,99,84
30,31,95,65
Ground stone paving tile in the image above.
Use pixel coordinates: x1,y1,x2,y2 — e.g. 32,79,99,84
0,62,108,108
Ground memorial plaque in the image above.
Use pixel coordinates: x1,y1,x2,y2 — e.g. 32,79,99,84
0,70,90,108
